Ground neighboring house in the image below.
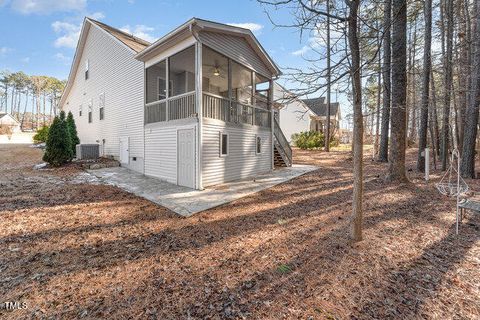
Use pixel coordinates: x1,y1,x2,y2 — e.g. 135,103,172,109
0,113,21,133
302,97,341,137
60,17,291,190
273,83,313,142
275,88,342,143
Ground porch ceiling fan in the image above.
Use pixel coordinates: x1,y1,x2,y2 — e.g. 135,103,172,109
204,64,227,79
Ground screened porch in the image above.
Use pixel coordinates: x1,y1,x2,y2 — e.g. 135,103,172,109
144,44,272,128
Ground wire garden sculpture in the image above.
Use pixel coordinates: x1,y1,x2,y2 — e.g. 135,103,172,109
435,149,469,234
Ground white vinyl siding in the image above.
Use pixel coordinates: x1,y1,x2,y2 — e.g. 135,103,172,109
144,126,177,183
202,118,272,187
62,23,145,172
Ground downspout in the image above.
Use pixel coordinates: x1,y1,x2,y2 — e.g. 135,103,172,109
191,23,204,190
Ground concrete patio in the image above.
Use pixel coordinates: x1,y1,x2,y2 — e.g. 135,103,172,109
87,165,318,216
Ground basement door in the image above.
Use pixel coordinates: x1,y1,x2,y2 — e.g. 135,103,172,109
177,128,195,188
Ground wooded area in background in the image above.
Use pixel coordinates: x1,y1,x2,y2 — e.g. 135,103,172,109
0,71,65,131
261,0,480,241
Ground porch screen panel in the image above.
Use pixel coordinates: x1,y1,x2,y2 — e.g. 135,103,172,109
202,46,229,98
169,46,195,97
254,73,270,110
146,60,167,104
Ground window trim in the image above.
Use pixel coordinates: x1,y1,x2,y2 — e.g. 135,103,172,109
88,99,93,124
85,59,89,80
255,135,262,155
219,132,229,157
99,93,105,120
157,76,173,101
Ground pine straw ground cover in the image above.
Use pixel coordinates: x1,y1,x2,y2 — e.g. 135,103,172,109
0,144,479,319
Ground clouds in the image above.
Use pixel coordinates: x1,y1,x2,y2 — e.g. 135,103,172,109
120,25,156,43
51,21,81,48
9,0,86,15
0,47,12,56
51,12,104,49
227,22,263,35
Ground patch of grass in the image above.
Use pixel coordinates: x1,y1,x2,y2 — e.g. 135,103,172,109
277,263,292,274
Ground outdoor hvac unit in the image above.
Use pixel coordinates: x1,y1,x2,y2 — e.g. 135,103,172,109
76,144,100,160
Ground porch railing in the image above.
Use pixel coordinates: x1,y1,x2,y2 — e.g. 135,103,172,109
202,92,271,128
145,91,195,124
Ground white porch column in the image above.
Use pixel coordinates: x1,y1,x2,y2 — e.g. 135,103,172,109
270,79,274,170
195,41,203,189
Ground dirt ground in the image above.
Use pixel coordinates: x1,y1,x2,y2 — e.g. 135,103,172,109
0,144,479,319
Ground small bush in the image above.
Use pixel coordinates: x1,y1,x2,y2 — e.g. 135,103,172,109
43,111,73,166
292,131,340,150
33,126,49,143
292,131,325,149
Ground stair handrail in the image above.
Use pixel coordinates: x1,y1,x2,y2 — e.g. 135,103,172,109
273,117,292,166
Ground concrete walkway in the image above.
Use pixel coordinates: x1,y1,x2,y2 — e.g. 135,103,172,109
87,165,318,216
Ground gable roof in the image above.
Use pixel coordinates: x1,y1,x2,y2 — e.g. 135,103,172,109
135,18,281,77
60,17,151,107
0,113,20,124
88,19,150,53
302,97,340,118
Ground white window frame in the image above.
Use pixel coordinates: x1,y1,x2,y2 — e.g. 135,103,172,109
255,135,262,155
157,77,173,101
99,93,105,120
79,104,82,117
219,132,229,157
88,99,93,123
85,59,89,80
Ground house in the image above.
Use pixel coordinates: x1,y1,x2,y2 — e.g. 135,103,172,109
275,88,342,143
0,113,21,134
302,97,341,137
60,17,292,190
273,84,313,142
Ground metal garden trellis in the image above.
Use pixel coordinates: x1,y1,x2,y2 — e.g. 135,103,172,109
435,149,469,234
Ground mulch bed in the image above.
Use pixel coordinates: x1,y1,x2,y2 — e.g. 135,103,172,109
0,145,479,319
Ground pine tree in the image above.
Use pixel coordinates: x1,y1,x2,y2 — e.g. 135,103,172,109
66,111,80,156
43,111,72,166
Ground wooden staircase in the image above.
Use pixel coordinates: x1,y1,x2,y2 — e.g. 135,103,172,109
273,118,292,167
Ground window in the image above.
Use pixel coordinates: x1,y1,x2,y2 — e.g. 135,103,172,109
79,104,82,117
255,135,261,154
85,59,89,80
99,93,105,120
219,132,228,156
146,59,166,104
88,99,93,123
157,78,172,100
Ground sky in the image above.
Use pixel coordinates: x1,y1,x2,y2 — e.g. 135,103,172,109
0,0,348,123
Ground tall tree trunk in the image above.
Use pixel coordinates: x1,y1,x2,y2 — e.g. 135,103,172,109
460,0,480,178
378,0,391,162
441,0,454,171
417,0,432,171
348,0,363,242
431,69,441,156
407,21,418,143
374,51,382,157
457,0,468,153
21,91,28,131
387,0,407,182
325,0,331,152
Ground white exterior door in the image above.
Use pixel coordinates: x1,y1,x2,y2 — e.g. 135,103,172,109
120,137,129,164
177,128,195,188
